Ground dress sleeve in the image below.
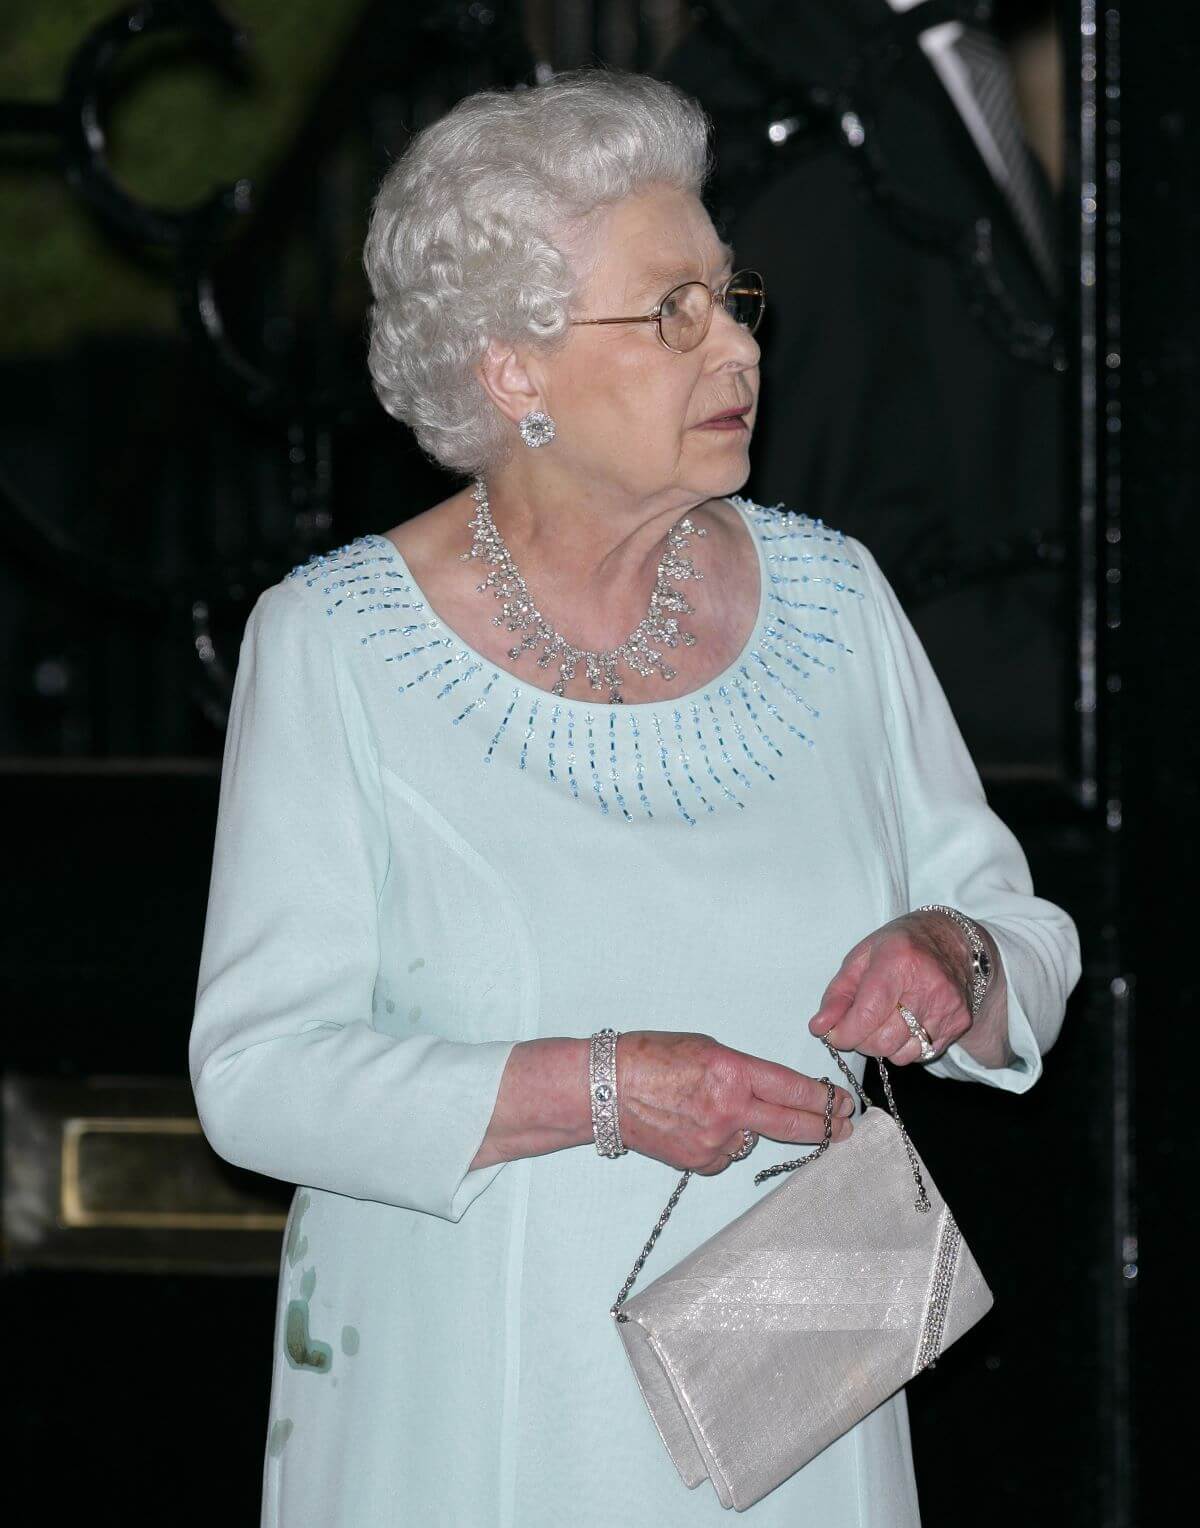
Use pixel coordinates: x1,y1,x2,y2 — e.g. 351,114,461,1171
851,537,1081,1093
189,581,516,1220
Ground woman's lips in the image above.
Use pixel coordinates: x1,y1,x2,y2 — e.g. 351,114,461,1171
694,408,751,431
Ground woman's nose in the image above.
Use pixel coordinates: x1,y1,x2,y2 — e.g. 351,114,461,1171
706,302,761,370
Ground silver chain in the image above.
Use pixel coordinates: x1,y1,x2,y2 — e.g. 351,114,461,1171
610,1041,930,1321
750,1077,836,1184
610,1167,694,1321
463,477,707,705
830,1044,932,1217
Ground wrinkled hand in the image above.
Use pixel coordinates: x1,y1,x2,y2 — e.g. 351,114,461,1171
617,1031,856,1176
808,912,984,1064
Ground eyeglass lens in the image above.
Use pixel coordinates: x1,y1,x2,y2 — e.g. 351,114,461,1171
659,270,765,352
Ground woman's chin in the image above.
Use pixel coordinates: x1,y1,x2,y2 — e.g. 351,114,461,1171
699,452,754,501
686,429,753,481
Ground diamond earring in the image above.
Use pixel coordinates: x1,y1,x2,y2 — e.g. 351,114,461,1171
518,410,556,449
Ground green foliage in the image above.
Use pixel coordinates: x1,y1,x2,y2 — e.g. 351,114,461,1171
0,0,368,354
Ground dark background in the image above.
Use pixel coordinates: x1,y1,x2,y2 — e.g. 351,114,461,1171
2,2,1195,1523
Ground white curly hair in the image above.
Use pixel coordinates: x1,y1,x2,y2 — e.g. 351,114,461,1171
362,69,712,475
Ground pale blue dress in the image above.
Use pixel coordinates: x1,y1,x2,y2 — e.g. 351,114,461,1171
189,497,1079,1527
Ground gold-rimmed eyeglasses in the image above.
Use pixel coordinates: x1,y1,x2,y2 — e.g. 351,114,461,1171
569,269,766,354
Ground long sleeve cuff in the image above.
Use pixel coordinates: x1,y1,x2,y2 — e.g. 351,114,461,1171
414,1037,520,1220
194,1028,518,1222
923,918,1069,1093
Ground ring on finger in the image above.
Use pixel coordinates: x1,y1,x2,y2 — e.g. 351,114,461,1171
897,1003,937,1063
727,1128,758,1163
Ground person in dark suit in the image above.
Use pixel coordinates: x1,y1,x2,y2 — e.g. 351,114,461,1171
663,0,1066,774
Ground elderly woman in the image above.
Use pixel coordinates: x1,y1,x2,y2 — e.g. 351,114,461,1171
190,70,1078,1527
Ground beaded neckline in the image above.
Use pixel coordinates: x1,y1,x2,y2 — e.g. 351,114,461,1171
366,495,771,716
288,498,864,824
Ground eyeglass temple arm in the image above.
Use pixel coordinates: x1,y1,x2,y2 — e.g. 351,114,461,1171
569,315,661,328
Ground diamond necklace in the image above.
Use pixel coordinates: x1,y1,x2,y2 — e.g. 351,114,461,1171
462,476,707,704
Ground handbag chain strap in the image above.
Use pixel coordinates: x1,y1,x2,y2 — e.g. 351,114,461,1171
611,1039,931,1322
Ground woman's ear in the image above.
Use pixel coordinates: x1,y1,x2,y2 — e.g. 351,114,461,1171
475,340,543,427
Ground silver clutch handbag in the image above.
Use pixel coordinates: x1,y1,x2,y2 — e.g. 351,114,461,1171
611,1042,994,1512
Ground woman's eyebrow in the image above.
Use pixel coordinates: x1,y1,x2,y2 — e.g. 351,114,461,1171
629,263,693,301
631,249,737,303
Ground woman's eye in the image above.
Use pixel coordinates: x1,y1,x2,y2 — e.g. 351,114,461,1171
660,296,680,319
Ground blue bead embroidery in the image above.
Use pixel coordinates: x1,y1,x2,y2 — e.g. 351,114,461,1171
606,711,634,822
688,699,744,809
564,709,580,801
485,690,519,763
651,710,696,826
627,711,654,819
584,718,610,816
518,698,540,773
671,707,715,817
284,500,861,823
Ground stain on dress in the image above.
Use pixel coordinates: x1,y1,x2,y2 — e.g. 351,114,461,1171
285,1192,311,1268
285,1300,333,1373
285,1266,332,1373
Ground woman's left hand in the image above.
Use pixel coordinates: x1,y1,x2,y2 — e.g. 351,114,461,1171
807,910,1003,1065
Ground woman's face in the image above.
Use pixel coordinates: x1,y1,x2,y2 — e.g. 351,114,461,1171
532,184,761,509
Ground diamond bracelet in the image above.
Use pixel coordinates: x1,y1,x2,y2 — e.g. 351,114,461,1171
589,1028,627,1158
916,904,994,1016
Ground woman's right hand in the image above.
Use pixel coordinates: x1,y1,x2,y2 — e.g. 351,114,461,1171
617,1031,855,1175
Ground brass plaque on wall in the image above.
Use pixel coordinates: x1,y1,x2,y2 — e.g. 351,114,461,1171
3,1075,292,1273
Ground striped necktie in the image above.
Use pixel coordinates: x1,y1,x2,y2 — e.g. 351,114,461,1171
919,17,1058,290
